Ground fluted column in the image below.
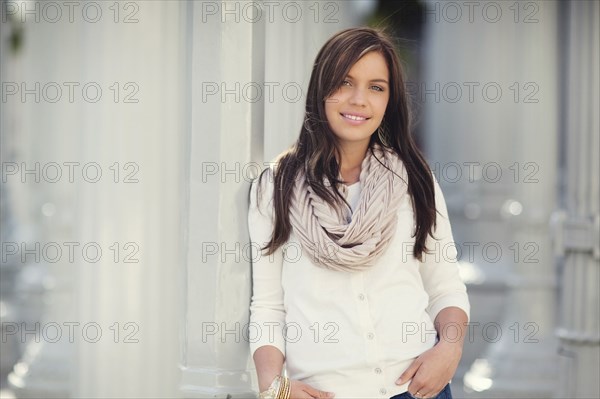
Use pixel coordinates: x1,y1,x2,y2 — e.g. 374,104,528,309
71,2,185,397
2,3,187,396
179,1,260,396
179,1,369,396
552,1,600,398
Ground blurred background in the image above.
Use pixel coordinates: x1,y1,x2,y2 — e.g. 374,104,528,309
0,0,598,398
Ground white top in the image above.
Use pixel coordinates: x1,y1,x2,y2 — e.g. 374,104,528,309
248,170,470,399
346,181,361,211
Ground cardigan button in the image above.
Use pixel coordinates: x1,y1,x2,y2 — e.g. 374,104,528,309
379,388,387,395
367,332,375,340
374,367,382,374
358,293,365,301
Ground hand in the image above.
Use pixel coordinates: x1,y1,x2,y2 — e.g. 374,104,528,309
395,342,462,398
290,379,335,399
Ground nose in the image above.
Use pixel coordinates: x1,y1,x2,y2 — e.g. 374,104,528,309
348,87,367,107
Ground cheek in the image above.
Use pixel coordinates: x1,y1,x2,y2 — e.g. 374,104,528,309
324,98,340,120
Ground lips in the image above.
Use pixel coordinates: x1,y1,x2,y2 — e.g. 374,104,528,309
341,113,370,121
340,112,371,125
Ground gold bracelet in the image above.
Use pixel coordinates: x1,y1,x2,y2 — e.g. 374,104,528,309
276,376,290,399
285,376,291,398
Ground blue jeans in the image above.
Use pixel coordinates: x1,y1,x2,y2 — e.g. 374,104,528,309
389,383,452,399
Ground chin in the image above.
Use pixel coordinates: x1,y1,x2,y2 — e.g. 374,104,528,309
335,134,373,144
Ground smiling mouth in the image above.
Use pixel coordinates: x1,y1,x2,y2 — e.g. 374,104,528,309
341,113,370,121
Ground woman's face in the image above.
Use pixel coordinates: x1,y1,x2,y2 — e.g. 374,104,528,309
325,51,390,148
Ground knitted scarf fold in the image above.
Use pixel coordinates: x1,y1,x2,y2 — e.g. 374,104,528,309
289,144,407,272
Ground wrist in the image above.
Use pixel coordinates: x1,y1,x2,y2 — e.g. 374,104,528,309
258,375,290,399
436,338,464,353
258,374,278,392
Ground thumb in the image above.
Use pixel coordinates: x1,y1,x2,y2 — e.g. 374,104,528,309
396,360,420,385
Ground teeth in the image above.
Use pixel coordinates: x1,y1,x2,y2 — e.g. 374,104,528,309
343,114,366,121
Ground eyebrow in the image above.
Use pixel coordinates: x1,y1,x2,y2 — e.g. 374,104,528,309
346,74,389,85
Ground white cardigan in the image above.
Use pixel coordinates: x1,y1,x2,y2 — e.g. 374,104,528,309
248,169,470,399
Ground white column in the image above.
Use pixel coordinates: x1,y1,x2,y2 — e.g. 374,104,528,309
464,2,562,397
71,2,186,397
552,1,600,398
179,1,370,397
422,1,561,397
3,4,188,396
179,1,260,396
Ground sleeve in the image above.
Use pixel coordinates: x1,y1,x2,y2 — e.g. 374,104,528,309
418,173,470,323
248,168,287,359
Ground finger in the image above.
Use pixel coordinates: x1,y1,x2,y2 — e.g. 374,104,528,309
290,387,314,399
408,384,426,399
421,386,442,399
416,390,430,399
289,382,313,399
304,386,335,398
411,387,428,399
290,391,312,399
407,375,427,398
396,359,420,385
312,389,335,398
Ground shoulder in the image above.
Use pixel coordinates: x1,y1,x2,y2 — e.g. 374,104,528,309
250,147,298,198
429,170,451,221
250,165,275,204
249,158,283,219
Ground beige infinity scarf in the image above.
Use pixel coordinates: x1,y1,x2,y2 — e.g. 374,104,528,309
289,144,407,272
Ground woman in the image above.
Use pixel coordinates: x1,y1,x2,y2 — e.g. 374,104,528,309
248,27,469,399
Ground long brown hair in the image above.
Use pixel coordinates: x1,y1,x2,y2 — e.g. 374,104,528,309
255,27,436,261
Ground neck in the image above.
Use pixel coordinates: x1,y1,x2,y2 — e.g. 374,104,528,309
337,140,370,184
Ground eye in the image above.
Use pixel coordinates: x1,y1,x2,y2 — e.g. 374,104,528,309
371,85,384,92
341,80,351,87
